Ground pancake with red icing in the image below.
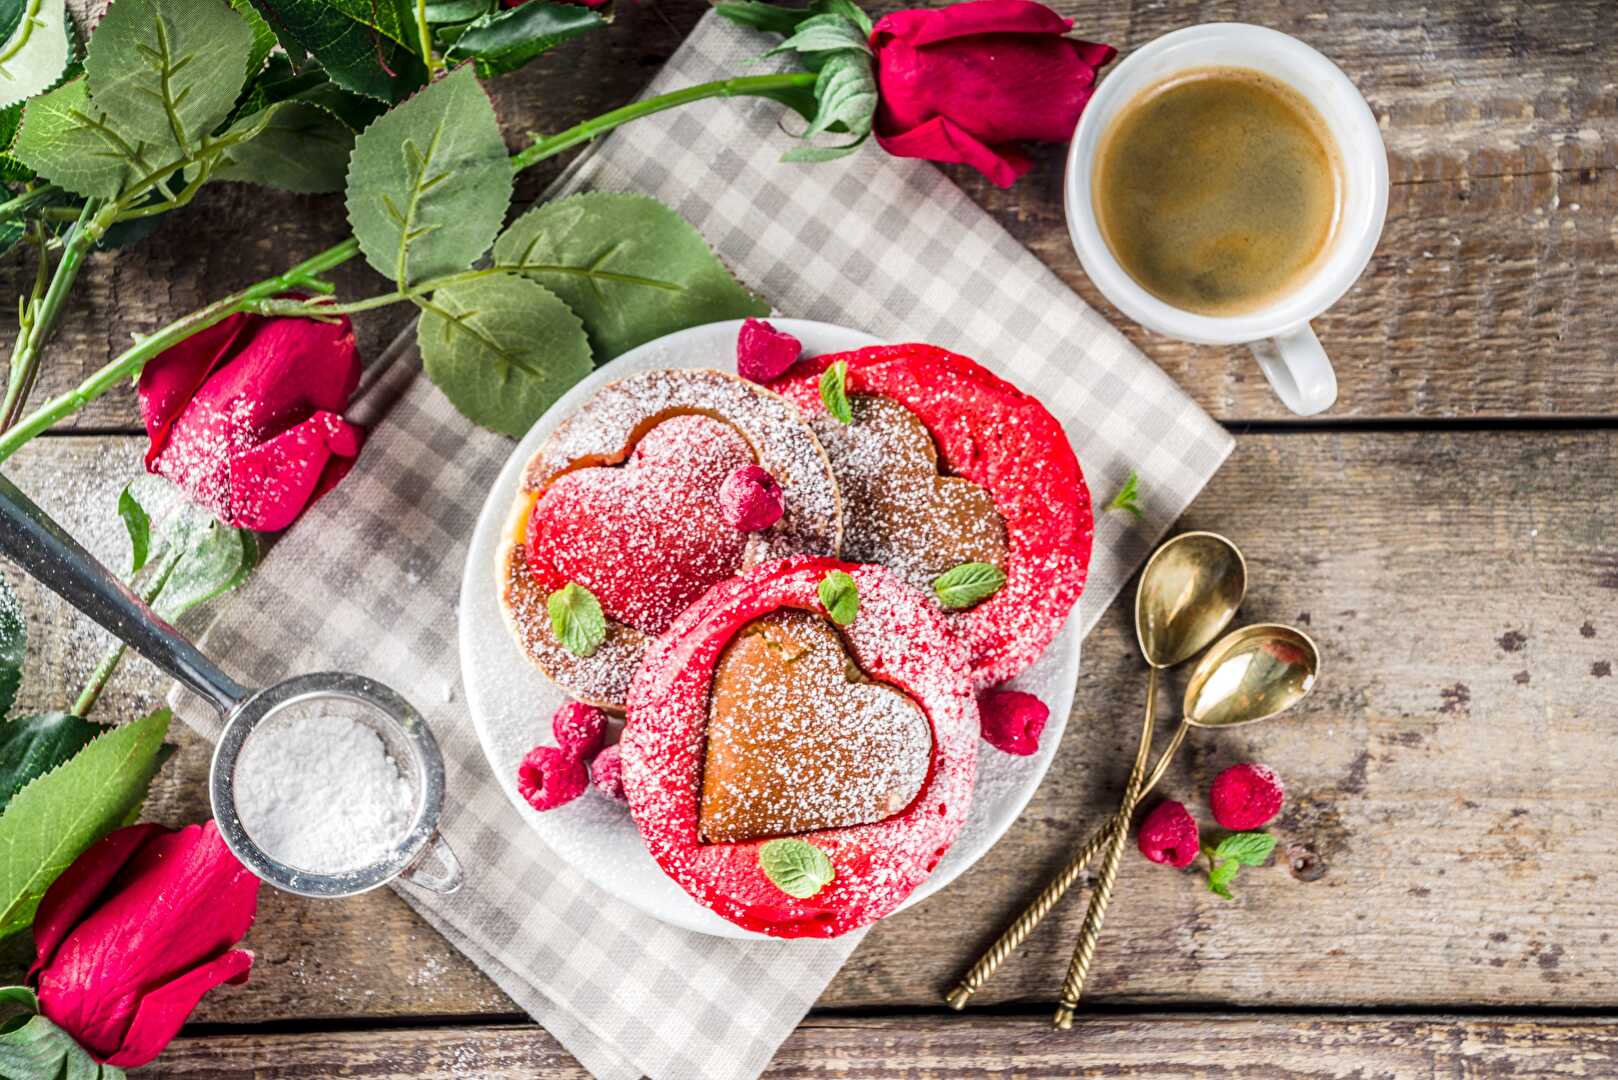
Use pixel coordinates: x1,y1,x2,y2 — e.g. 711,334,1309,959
768,344,1092,689
499,368,842,710
621,557,977,938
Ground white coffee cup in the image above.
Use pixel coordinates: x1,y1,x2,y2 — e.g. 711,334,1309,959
1064,24,1388,416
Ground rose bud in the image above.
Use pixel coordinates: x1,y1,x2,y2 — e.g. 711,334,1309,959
870,0,1115,188
138,309,364,532
30,822,260,1069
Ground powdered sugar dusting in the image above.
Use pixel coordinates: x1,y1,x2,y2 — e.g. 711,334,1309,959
771,344,1092,689
810,395,1006,592
700,611,932,842
622,557,978,938
500,367,841,709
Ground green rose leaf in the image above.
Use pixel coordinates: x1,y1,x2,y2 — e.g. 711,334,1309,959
806,50,874,140
424,0,496,21
11,78,136,198
243,0,427,102
0,0,70,110
416,271,594,436
225,0,278,80
444,2,607,79
1214,830,1278,868
85,0,254,156
492,192,769,364
547,582,605,658
0,707,170,939
759,837,834,899
215,100,356,193
117,483,151,574
932,562,1006,610
818,569,858,626
123,475,259,620
818,359,851,424
766,12,870,57
347,64,513,287
0,576,21,722
715,0,816,36
0,989,126,1079
0,713,104,815
230,57,388,134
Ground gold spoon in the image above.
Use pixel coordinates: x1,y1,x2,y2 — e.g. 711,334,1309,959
946,531,1246,1010
1050,621,1319,1027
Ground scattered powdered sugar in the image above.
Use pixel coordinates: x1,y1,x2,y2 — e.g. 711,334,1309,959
234,712,415,873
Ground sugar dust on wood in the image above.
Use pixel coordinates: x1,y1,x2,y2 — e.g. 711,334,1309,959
234,713,414,873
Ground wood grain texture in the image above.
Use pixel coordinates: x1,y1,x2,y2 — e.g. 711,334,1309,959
4,0,1614,427
152,1014,1618,1078
5,428,1614,1022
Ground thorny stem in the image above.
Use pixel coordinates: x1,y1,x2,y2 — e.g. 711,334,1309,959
0,199,116,432
0,184,61,223
414,0,443,76
0,72,821,458
71,546,185,718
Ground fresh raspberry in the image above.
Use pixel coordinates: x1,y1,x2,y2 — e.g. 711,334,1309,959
1209,763,1285,830
552,701,607,758
590,744,627,803
719,465,785,532
977,689,1048,755
736,318,801,383
517,745,588,811
1137,801,1200,867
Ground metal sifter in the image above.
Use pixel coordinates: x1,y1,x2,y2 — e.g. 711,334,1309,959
0,472,462,899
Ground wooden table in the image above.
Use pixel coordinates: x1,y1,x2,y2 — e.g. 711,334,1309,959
3,1,1615,1075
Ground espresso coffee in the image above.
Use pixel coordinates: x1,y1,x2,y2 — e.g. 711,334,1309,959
1093,66,1343,317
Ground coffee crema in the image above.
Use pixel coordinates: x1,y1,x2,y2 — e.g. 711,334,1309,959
1093,66,1343,317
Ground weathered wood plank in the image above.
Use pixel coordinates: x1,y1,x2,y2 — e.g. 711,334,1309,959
4,0,1614,427
4,428,1614,1022
155,1014,1618,1078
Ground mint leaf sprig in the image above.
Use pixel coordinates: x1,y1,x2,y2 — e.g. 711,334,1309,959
1204,831,1277,900
1107,470,1143,519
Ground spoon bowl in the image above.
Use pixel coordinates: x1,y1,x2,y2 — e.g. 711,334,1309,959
1184,623,1321,728
1135,531,1248,669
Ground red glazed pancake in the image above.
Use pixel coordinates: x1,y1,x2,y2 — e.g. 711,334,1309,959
621,557,977,938
499,368,842,710
769,344,1093,689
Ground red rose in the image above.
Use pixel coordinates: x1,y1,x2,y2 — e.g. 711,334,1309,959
137,308,363,532
30,822,261,1069
870,0,1115,187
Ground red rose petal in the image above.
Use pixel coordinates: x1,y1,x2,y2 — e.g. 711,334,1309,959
100,949,254,1069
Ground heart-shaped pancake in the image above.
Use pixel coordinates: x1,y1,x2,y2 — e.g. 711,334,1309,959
810,395,1006,593
526,415,753,636
700,610,933,843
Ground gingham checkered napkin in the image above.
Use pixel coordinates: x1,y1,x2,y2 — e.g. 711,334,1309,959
171,13,1232,1079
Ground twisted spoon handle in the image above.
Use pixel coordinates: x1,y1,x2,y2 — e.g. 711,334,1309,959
1053,666,1159,1029
944,717,1192,1010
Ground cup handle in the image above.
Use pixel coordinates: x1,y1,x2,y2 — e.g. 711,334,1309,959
1249,323,1338,416
399,832,464,895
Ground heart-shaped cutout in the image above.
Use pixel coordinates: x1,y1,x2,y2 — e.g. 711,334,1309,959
527,414,754,635
811,396,1006,593
700,610,934,843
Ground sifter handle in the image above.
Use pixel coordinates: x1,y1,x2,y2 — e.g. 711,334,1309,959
0,471,247,717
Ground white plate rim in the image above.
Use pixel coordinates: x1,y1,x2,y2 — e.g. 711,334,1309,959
459,318,1082,939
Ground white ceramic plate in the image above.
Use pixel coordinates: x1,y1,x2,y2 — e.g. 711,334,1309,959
460,319,1083,939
